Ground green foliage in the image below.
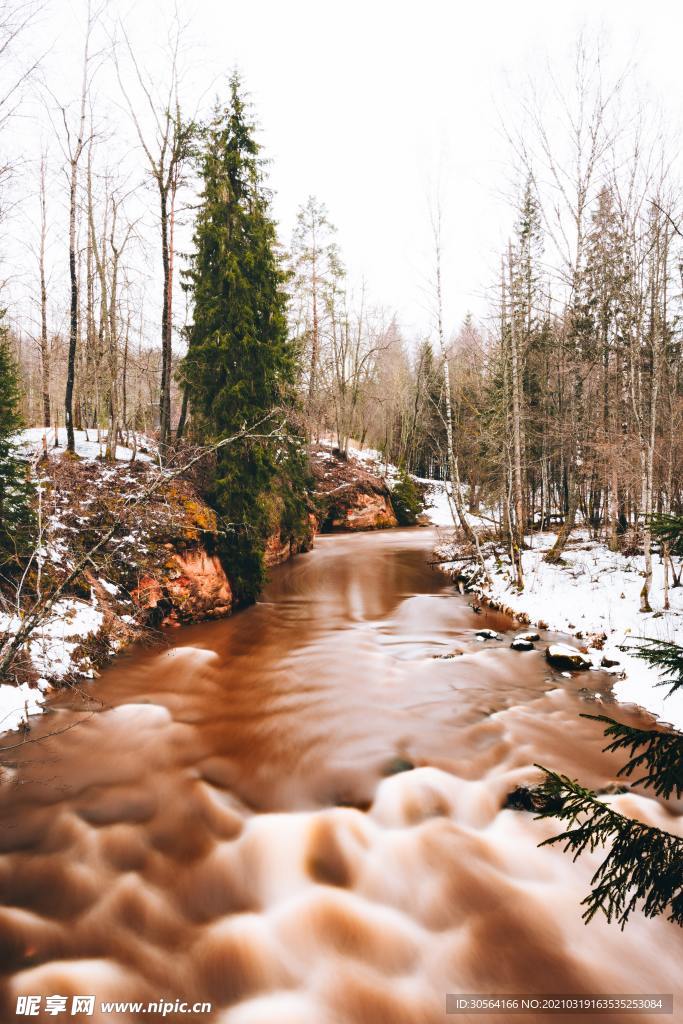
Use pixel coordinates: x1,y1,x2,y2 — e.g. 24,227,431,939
581,714,683,799
391,470,424,526
650,512,683,556
181,74,306,602
537,705,683,928
0,321,33,563
619,515,683,698
621,638,683,697
534,766,683,928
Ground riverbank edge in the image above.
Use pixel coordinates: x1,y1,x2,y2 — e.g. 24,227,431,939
0,435,416,735
431,526,683,733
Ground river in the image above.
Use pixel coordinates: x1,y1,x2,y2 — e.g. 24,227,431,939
1,529,681,1023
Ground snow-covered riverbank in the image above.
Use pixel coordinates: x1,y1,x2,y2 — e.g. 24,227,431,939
425,481,683,732
0,430,146,733
0,429,231,735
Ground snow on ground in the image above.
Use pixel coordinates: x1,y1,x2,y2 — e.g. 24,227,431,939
318,438,401,485
15,427,155,463
0,598,104,732
6,433,678,737
421,480,455,527
420,479,495,533
0,428,157,733
435,521,683,732
348,443,400,485
0,679,49,735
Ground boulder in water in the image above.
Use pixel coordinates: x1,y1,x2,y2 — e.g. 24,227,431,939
545,643,591,671
382,757,415,776
475,629,500,641
515,630,540,642
511,638,534,651
504,784,562,814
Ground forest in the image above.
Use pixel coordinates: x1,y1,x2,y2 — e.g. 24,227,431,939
3,15,681,610
0,1,681,1019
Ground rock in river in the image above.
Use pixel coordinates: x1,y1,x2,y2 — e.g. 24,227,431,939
545,643,591,671
475,629,500,641
511,638,534,651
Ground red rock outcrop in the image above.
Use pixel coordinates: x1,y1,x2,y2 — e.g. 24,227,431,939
309,445,398,532
132,549,232,627
264,513,318,567
329,490,397,530
263,529,292,568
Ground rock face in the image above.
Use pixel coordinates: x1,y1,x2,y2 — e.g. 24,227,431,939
132,550,232,628
263,513,317,568
118,477,236,628
330,490,397,531
263,528,292,568
309,445,398,532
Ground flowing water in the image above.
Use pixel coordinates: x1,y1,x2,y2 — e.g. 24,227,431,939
0,529,681,1023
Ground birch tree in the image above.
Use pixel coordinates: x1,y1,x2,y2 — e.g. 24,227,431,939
114,17,194,457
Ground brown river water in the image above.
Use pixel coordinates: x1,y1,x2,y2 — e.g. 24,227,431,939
0,529,682,1023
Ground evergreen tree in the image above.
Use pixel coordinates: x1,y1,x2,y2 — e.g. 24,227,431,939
0,320,32,562
182,75,307,602
391,470,424,526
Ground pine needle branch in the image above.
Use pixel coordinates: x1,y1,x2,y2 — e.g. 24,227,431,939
649,512,683,556
581,714,683,799
619,637,683,697
534,765,683,929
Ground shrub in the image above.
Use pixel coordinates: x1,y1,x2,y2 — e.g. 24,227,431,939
391,471,424,526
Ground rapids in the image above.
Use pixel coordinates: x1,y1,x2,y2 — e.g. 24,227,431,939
0,529,681,1023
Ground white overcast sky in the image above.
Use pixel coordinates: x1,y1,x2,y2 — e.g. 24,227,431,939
6,0,683,344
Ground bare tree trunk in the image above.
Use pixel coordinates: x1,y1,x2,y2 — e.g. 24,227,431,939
308,243,319,410
545,479,580,564
430,197,481,556
176,386,189,440
159,187,171,453
114,22,190,461
38,152,50,428
65,156,79,452
63,0,92,454
663,541,670,611
507,244,525,553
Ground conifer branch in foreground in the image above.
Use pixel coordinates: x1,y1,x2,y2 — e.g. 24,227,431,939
620,638,683,697
534,766,683,929
581,714,683,799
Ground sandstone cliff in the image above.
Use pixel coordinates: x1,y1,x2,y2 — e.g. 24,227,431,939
309,445,399,531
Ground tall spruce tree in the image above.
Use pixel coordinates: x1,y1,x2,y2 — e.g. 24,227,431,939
0,319,32,561
182,74,306,602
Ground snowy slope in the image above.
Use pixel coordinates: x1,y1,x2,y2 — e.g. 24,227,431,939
0,429,157,732
15,427,155,463
436,526,683,732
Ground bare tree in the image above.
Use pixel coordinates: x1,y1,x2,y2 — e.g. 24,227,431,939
59,0,97,453
428,193,480,548
113,15,194,457
289,196,343,436
36,150,50,427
